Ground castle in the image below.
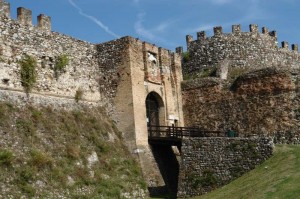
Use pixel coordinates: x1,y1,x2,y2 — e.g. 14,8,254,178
0,1,298,197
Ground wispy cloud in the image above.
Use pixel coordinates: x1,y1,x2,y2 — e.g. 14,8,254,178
210,0,234,5
68,0,119,38
134,12,178,47
134,12,156,40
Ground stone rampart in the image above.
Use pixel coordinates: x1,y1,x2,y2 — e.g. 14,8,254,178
0,2,105,107
177,137,274,198
183,24,300,77
182,67,300,140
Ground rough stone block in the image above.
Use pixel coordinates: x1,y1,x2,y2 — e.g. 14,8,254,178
0,1,10,18
17,7,32,26
38,14,51,32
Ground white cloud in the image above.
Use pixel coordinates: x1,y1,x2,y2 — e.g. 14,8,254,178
68,0,119,38
211,0,234,5
134,12,156,40
134,12,176,47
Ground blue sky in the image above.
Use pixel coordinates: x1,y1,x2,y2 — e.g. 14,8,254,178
6,0,300,51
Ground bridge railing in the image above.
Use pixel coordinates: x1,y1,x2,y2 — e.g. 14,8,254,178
148,125,226,139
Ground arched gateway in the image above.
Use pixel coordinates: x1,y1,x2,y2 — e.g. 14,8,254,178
146,92,164,127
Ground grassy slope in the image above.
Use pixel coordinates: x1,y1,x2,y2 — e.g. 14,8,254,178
195,145,300,199
0,102,146,198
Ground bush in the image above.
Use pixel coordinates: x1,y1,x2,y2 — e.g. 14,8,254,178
188,169,218,188
16,119,36,137
0,149,14,167
54,54,69,79
74,88,83,103
19,55,37,93
29,149,53,170
182,51,190,63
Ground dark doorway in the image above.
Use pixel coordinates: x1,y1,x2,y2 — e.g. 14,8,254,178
146,92,160,127
149,145,180,199
146,92,179,198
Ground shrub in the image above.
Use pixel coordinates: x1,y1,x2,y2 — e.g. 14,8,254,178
66,145,80,159
54,54,69,79
19,55,37,93
74,88,83,103
182,51,190,63
188,169,218,188
16,166,35,184
16,119,36,137
29,149,53,170
0,149,14,167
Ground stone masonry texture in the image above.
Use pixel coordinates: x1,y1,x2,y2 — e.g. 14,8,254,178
0,10,105,105
181,24,300,145
183,24,300,78
177,137,274,198
1,1,300,198
182,67,300,143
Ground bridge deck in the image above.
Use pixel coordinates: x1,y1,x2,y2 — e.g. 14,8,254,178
148,125,229,146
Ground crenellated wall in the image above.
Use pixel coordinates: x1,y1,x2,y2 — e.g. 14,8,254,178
0,3,104,106
183,24,300,78
3,1,297,197
0,1,187,195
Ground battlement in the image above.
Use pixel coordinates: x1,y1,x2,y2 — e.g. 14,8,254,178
0,1,10,18
124,36,181,64
0,1,51,32
186,24,298,52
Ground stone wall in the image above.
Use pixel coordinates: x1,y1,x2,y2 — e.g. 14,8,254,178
183,24,300,78
0,3,105,106
98,36,184,191
177,137,274,198
182,67,300,140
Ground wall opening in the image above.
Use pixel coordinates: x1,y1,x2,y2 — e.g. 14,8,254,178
145,92,179,198
148,145,180,198
146,92,165,127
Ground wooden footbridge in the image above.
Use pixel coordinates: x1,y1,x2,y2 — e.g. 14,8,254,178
148,125,229,147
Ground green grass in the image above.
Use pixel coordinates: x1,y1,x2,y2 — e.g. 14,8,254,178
194,145,300,199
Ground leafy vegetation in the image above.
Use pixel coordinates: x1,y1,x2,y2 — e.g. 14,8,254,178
188,169,218,189
0,56,5,62
54,54,69,79
183,66,217,80
182,51,190,63
0,149,14,167
195,145,300,199
19,54,37,93
75,88,84,103
0,102,146,198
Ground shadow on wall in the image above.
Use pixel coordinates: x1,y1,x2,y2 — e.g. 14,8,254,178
148,145,180,199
